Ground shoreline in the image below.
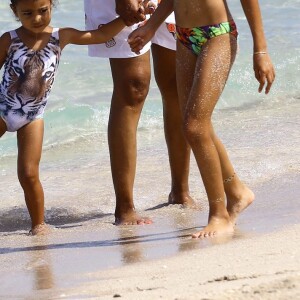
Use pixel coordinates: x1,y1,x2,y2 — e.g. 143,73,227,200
0,174,299,299
61,224,300,300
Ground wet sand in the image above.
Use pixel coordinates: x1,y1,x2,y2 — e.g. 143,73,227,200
0,174,299,299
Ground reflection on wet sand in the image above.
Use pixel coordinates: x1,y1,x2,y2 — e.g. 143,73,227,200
114,208,236,265
0,188,285,298
27,238,54,291
117,227,145,264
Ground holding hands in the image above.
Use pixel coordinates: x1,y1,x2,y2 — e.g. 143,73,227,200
116,0,156,26
129,34,276,95
123,0,275,94
142,0,156,15
128,21,155,54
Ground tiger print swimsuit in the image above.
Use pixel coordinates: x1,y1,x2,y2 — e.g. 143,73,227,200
0,28,61,132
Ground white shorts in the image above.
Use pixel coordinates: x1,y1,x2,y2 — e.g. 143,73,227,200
84,0,176,58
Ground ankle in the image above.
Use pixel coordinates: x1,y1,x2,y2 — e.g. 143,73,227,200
209,203,229,218
208,211,230,222
224,176,244,198
115,204,135,217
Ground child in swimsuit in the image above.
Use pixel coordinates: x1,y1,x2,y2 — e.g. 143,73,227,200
128,0,275,238
0,0,154,235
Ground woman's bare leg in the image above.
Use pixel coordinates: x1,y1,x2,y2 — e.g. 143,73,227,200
151,44,194,207
109,53,153,225
17,120,46,234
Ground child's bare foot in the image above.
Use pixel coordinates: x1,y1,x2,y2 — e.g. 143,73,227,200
226,184,255,225
192,215,234,238
114,209,153,225
29,223,51,236
168,191,196,208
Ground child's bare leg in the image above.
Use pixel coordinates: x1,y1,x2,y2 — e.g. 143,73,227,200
152,44,194,207
17,120,46,234
177,35,237,237
109,54,152,225
210,130,254,224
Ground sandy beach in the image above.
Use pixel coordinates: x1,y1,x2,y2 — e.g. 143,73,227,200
1,174,299,299
63,224,300,300
0,0,299,298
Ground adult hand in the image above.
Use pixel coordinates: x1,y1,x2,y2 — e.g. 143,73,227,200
253,53,275,94
116,0,146,26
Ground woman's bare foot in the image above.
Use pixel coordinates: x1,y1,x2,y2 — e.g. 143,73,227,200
168,191,196,208
192,215,234,238
226,184,255,225
114,209,153,225
29,223,51,236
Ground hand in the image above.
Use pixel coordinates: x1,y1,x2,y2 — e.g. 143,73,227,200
116,0,146,26
143,0,156,15
128,23,155,54
253,53,275,94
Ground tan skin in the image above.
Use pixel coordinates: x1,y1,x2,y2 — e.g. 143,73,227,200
176,0,275,238
0,0,148,234
129,0,275,237
151,44,192,206
110,0,195,225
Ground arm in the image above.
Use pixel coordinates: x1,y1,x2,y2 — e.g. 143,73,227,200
116,0,145,26
128,0,173,53
0,33,11,70
240,0,275,94
59,17,126,49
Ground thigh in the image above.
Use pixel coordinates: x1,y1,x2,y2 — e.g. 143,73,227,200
17,119,44,171
176,41,198,113
187,34,237,120
151,44,176,93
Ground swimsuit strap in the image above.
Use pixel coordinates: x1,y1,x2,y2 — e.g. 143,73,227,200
9,30,18,39
51,27,60,40
8,29,60,42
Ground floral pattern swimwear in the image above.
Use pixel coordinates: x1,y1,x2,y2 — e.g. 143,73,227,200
176,20,238,56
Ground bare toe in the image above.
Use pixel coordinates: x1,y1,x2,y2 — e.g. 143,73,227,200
192,216,234,239
114,213,152,226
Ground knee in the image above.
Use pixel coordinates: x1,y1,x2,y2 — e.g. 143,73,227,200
114,76,150,107
129,77,149,105
182,117,211,147
18,165,39,186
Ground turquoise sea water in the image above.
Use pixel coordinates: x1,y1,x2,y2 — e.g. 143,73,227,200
0,0,299,232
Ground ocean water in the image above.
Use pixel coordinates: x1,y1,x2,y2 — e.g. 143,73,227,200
0,0,299,233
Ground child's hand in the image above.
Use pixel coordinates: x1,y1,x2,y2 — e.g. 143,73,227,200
253,53,275,94
142,0,156,15
128,23,155,54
